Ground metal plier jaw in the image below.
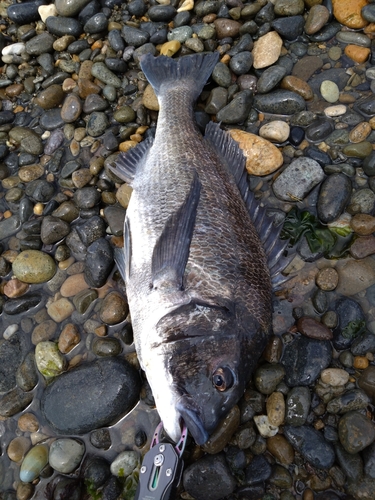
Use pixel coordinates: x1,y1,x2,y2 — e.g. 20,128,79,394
135,422,188,500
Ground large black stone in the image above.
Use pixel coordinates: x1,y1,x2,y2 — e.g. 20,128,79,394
41,357,140,434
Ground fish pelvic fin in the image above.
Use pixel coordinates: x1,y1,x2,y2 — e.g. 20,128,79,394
152,170,201,291
205,121,291,291
140,52,219,100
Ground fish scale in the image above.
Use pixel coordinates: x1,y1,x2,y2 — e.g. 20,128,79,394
111,52,286,445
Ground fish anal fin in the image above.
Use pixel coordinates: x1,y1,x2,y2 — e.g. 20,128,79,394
205,121,248,193
109,137,153,186
152,171,201,291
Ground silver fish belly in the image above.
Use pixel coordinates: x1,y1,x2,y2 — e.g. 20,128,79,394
111,53,286,445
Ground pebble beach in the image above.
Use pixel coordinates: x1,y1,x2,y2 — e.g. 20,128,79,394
1,0,375,498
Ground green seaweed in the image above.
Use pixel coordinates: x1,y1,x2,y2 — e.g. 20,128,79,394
341,319,366,340
281,207,353,258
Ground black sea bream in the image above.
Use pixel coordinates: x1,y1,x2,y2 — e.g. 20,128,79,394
111,52,287,445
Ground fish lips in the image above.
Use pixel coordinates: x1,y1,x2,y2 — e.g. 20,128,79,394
176,395,209,445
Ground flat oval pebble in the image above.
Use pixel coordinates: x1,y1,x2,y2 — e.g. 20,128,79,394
12,250,56,284
317,173,352,224
254,90,306,115
284,425,335,469
41,357,140,434
296,317,333,340
320,80,339,103
19,444,49,483
321,368,349,386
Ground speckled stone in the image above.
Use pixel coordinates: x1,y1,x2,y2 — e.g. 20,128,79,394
272,157,324,202
252,31,283,69
12,250,56,284
229,129,283,175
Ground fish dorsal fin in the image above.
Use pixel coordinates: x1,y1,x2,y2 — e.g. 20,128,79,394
205,121,290,290
109,137,153,186
152,170,201,291
205,121,247,193
140,52,219,100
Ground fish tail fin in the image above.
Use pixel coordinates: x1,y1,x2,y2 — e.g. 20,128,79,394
140,52,219,100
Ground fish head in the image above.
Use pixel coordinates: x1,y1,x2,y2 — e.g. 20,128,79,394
147,302,268,445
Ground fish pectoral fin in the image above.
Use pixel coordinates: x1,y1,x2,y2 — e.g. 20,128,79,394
109,136,154,185
114,217,131,282
152,171,201,291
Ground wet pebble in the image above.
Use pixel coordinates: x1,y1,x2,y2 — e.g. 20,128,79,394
92,337,121,357
296,317,333,340
7,436,31,463
338,411,375,454
259,121,290,143
327,389,371,414
317,173,352,224
254,90,306,115
35,341,66,378
284,425,335,469
19,444,49,483
110,450,140,477
272,157,324,202
41,357,140,434
49,438,85,473
84,238,113,288
254,363,285,395
282,336,332,387
183,453,236,500
266,434,294,465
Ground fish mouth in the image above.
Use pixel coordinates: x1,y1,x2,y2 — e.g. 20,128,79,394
176,395,209,445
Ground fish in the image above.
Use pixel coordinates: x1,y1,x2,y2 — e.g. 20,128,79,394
110,52,288,445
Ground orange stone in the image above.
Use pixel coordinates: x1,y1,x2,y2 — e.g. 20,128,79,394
353,356,369,370
280,75,314,100
364,23,375,34
332,0,369,29
3,278,29,298
344,44,371,64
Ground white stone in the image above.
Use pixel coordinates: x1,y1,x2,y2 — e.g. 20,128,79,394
320,80,340,103
259,120,290,143
3,324,18,339
320,368,349,386
253,415,279,438
38,4,58,22
324,104,347,117
2,42,25,56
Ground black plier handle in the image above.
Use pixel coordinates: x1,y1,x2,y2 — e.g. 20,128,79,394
135,423,188,500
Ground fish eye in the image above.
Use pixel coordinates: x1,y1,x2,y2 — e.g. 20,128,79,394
212,367,234,392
